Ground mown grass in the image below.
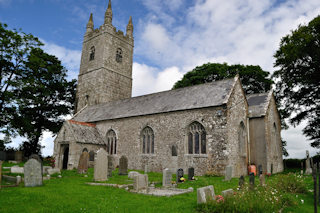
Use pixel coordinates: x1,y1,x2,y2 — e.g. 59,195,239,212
0,162,317,213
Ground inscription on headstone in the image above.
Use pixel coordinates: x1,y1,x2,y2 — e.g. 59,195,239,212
78,151,89,174
162,168,172,187
197,185,215,204
188,167,194,180
119,156,128,175
94,148,108,181
176,168,184,183
224,166,232,181
24,158,43,187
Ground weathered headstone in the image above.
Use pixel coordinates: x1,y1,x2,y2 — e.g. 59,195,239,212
306,150,312,174
94,148,108,181
258,165,263,176
197,185,215,204
47,168,60,175
107,155,114,177
176,168,184,183
15,151,23,162
224,166,232,181
128,171,139,179
162,168,173,187
144,164,148,173
249,172,255,188
24,158,43,187
239,175,245,188
11,166,24,174
16,175,22,185
259,174,265,186
222,189,234,197
188,167,194,180
119,156,128,175
133,174,148,191
78,151,89,174
29,154,42,163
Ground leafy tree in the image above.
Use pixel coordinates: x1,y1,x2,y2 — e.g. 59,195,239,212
11,48,76,156
173,63,273,94
273,15,320,148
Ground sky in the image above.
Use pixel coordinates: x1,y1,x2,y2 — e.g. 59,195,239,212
0,0,320,158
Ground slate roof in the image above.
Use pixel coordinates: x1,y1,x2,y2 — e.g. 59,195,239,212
66,120,105,144
74,77,238,123
246,91,272,118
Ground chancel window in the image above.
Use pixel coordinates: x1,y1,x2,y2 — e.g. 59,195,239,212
116,48,122,63
106,129,117,155
188,122,206,154
142,126,154,154
89,46,95,61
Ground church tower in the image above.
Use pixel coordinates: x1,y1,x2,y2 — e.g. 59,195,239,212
75,0,134,112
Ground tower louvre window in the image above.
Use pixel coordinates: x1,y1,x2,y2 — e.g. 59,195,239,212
116,48,122,63
89,46,95,61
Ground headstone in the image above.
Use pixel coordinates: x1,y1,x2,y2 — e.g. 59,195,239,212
118,156,128,175
78,151,89,174
0,151,6,161
188,167,194,180
47,168,60,175
144,164,148,173
29,154,42,163
221,189,234,197
24,158,43,187
107,155,114,177
128,171,140,179
15,151,23,162
239,175,245,188
259,174,265,186
133,174,148,191
258,165,263,176
11,166,24,174
197,185,215,204
16,175,22,185
162,168,173,187
94,148,108,181
42,166,52,174
306,150,312,174
249,172,255,188
224,166,232,181
176,168,184,183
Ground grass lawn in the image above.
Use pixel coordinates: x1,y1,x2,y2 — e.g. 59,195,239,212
0,163,317,213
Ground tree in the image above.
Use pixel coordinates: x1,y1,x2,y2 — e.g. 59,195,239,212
273,15,320,148
11,48,76,156
173,63,273,94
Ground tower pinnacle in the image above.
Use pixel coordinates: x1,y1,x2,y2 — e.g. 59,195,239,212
126,16,133,37
104,0,113,25
86,13,94,33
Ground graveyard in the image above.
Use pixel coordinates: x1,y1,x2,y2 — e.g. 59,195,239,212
0,159,317,213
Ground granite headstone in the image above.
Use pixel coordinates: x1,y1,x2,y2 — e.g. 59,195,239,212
24,158,43,187
162,168,173,187
133,174,148,191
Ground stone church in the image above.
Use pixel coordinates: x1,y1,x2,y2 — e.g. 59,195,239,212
53,1,283,177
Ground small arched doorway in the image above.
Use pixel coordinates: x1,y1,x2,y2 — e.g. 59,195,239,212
62,146,69,170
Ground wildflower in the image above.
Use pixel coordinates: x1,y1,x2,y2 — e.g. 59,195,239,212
301,199,304,204
215,195,225,203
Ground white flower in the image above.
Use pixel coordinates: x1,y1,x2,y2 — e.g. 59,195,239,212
301,199,304,204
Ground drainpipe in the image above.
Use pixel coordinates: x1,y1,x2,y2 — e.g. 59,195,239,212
247,117,251,165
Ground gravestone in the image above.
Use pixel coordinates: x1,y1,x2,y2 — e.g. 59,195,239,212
119,156,128,175
29,154,42,163
259,174,265,186
176,168,184,183
188,167,194,180
239,175,245,188
47,168,60,175
16,175,22,185
15,151,23,162
197,185,215,204
94,148,108,181
128,171,139,179
224,166,232,181
249,172,255,188
0,161,2,189
258,165,263,176
222,189,234,197
162,168,173,187
78,151,89,174
0,151,6,161
11,166,24,174
133,174,148,191
306,150,312,174
144,164,148,173
107,155,114,177
24,158,43,187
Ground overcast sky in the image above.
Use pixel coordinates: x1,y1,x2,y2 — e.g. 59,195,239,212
1,0,319,158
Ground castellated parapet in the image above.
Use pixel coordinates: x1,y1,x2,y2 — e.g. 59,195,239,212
75,0,134,112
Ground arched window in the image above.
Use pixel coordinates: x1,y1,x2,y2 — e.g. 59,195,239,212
188,122,206,154
239,121,247,156
89,151,95,161
116,48,122,63
172,145,177,156
106,129,117,155
82,148,88,153
141,126,154,154
89,46,95,61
